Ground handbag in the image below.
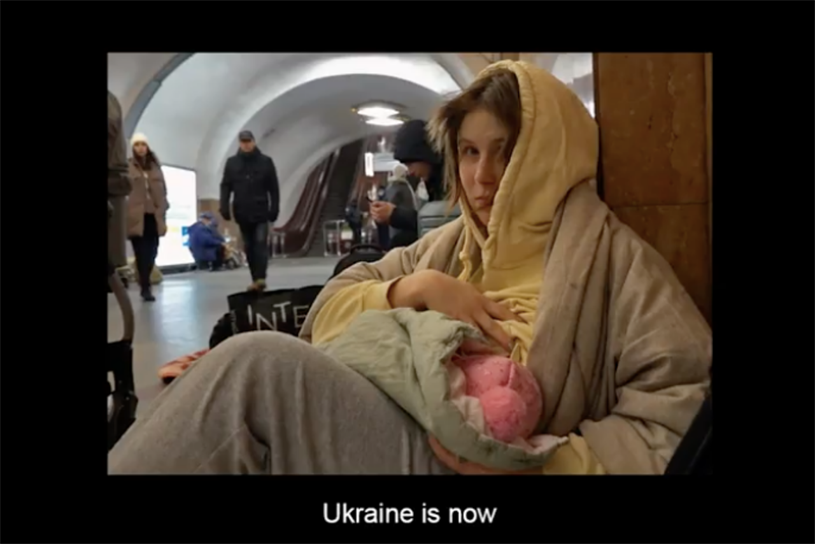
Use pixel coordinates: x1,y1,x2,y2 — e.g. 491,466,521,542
209,285,324,350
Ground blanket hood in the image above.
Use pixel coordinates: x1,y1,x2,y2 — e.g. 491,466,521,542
459,60,599,279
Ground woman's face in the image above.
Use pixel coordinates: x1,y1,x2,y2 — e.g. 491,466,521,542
133,142,148,157
457,108,509,227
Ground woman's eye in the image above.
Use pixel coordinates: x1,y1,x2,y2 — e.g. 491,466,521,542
462,146,478,156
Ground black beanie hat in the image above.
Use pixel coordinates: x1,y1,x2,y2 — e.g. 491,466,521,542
393,120,441,165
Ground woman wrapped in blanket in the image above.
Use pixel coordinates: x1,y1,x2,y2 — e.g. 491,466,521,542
109,61,711,475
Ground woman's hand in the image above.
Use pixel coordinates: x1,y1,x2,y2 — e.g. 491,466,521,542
389,270,524,351
428,436,541,475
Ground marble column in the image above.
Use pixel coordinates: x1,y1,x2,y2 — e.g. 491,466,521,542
593,53,712,322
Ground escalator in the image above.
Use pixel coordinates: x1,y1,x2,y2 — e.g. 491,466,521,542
272,151,337,256
305,139,364,257
271,138,363,257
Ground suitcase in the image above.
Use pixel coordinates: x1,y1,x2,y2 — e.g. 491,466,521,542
418,201,461,238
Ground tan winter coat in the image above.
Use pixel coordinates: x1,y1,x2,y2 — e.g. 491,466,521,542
126,157,169,238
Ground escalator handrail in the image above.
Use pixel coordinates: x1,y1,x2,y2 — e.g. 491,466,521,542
273,150,339,255
296,146,348,256
275,154,333,232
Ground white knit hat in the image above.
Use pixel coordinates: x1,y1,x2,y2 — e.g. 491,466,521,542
130,132,149,147
389,163,409,181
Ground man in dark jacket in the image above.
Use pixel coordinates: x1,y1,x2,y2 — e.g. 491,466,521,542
369,120,443,243
219,130,280,291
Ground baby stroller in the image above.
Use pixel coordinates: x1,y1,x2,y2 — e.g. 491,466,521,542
222,233,245,269
108,201,138,450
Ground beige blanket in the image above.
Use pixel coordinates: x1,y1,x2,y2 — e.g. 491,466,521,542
301,181,711,474
316,308,567,471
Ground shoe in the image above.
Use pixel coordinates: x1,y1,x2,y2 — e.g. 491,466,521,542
246,279,267,292
141,287,156,302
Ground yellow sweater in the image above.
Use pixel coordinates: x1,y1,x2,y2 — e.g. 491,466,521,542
312,60,607,474
311,279,604,475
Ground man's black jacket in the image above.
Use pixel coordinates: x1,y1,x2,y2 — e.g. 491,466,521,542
220,148,279,224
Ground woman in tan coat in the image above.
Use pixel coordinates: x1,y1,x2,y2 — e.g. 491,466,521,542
127,133,168,302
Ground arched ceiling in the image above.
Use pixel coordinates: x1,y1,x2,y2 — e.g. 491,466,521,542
107,53,176,117
106,52,592,223
245,74,443,220
522,53,595,115
108,53,471,216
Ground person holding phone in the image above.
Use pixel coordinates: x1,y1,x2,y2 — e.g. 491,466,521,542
369,120,444,246
376,163,420,249
369,184,390,249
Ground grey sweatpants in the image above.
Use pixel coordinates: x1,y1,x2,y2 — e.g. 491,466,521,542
109,331,452,474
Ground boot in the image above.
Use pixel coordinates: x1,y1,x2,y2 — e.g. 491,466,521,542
141,285,156,302
246,279,267,292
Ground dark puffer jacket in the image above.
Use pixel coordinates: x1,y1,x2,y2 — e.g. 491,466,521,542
220,148,280,224
390,120,445,235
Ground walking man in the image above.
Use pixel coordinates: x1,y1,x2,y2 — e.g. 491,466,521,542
219,131,280,291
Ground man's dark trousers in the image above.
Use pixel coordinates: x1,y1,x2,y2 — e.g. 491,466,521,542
238,221,269,282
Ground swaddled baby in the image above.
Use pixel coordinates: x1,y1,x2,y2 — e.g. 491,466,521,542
452,353,543,443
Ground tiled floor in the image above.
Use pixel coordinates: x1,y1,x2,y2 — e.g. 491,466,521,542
107,257,339,413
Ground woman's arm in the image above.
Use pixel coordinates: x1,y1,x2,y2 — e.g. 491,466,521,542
307,248,422,345
537,230,709,476
579,233,712,474
301,222,458,345
155,168,169,214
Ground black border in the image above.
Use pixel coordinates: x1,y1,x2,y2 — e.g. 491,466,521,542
38,47,748,528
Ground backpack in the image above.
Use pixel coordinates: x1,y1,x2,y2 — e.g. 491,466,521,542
331,244,386,278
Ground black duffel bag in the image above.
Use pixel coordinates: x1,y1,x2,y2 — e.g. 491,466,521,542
209,285,323,349
332,244,386,278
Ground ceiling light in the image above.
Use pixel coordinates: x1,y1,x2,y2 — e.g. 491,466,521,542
365,117,404,127
357,106,400,119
